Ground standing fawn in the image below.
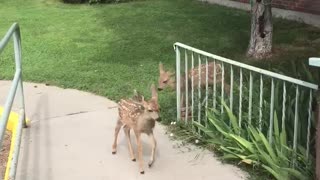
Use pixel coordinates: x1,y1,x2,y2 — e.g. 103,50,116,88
158,62,230,119
112,84,160,174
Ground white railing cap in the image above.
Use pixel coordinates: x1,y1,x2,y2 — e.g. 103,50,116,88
309,57,320,67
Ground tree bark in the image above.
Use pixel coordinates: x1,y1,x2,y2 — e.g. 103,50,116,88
247,0,273,59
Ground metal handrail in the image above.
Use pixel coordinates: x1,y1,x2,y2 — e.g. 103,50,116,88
174,42,318,166
174,42,318,90
0,23,26,180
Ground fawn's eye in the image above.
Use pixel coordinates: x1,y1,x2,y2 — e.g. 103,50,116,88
148,109,153,112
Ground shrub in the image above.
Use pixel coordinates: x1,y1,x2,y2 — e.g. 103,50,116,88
193,101,314,180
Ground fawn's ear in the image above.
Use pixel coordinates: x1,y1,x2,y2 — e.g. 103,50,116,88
216,63,222,74
151,84,158,101
133,89,144,102
159,62,164,73
142,97,151,110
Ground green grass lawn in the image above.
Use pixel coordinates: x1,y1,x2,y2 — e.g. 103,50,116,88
1,0,319,102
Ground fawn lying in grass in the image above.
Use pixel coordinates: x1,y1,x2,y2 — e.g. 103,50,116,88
112,84,160,174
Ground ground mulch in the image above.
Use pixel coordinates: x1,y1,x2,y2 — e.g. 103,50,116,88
0,131,11,178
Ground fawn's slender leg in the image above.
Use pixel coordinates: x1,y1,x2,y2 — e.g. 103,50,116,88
148,132,156,168
123,125,136,161
181,91,192,120
134,130,144,174
181,92,185,108
112,118,122,154
180,92,186,119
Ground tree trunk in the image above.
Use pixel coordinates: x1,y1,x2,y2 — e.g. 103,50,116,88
247,0,273,59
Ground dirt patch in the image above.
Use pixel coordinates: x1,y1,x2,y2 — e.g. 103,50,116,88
0,131,11,178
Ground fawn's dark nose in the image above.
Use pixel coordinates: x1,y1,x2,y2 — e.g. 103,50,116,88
158,87,163,91
156,117,161,122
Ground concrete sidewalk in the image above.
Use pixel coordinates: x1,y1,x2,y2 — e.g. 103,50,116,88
0,81,247,180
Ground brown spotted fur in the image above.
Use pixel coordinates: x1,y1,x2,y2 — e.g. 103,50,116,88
112,84,160,174
158,62,230,119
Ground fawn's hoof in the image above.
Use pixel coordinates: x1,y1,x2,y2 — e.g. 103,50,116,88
132,158,136,162
112,151,116,155
140,171,145,174
148,161,154,168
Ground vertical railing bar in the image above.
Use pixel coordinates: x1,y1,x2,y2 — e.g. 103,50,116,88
198,54,202,134
205,57,209,127
268,78,275,144
248,71,253,125
8,110,24,180
306,89,313,160
191,52,195,128
221,62,225,114
185,49,189,123
213,59,217,109
13,30,26,128
238,68,243,129
259,74,264,131
175,46,181,121
281,82,286,134
18,79,26,128
293,85,300,167
14,31,26,127
230,65,233,113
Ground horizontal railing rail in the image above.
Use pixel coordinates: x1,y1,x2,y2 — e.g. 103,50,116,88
174,42,318,89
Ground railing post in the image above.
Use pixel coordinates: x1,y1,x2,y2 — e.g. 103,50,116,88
316,97,320,180
309,57,320,180
13,27,26,127
175,45,181,121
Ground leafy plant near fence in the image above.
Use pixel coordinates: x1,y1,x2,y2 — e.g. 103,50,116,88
194,101,314,180
174,55,317,179
190,72,316,153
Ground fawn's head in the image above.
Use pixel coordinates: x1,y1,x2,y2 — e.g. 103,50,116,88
141,84,161,121
158,62,175,91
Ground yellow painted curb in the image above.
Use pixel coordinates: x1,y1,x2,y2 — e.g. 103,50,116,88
0,107,30,180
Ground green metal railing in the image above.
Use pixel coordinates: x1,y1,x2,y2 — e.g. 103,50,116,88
0,23,27,180
174,42,318,164
309,57,320,180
